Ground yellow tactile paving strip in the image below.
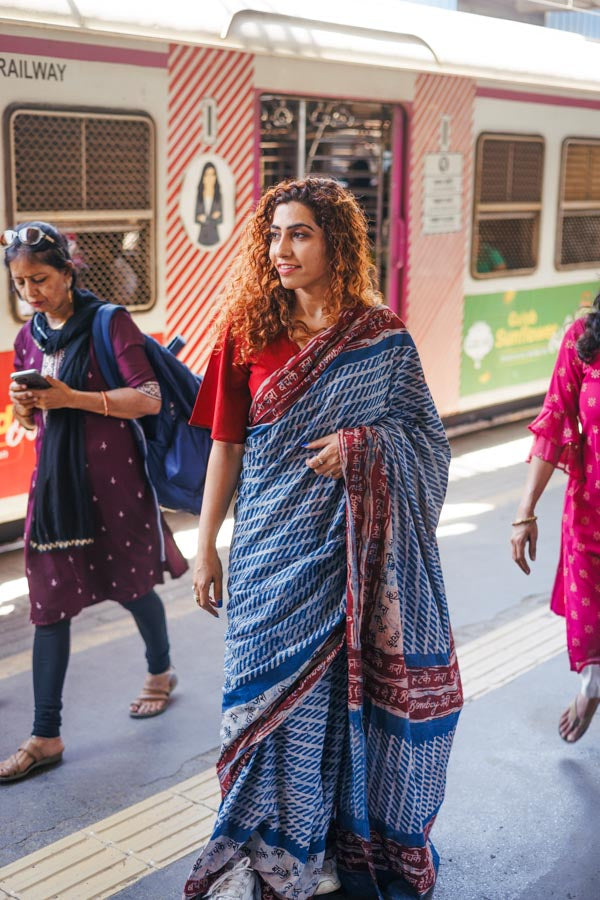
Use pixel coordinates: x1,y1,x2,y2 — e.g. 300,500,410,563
0,605,566,900
458,604,565,701
0,767,220,900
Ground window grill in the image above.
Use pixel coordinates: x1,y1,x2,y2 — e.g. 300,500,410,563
557,139,600,269
259,95,393,295
6,107,156,317
472,133,544,279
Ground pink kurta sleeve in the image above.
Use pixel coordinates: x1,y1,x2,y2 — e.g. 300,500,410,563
527,320,585,477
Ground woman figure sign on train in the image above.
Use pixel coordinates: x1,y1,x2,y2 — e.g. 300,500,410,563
0,222,187,784
195,162,224,247
512,299,600,743
184,178,463,900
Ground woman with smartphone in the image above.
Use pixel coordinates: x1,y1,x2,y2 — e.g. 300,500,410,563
0,222,187,783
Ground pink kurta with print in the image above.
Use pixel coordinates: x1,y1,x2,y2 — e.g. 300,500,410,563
529,317,600,672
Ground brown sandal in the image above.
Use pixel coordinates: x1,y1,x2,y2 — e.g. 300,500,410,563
0,737,63,784
129,670,178,719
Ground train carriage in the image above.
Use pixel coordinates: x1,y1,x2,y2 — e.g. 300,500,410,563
1,0,600,530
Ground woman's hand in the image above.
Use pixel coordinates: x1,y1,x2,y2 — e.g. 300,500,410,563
305,433,343,479
9,381,37,416
193,545,223,618
511,519,538,575
26,376,75,411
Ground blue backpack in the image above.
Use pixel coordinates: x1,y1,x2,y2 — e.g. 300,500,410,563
92,304,211,515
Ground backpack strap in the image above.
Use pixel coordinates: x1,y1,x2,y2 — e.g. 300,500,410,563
92,304,123,389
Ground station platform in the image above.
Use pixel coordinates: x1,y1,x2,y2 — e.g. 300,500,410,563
0,423,598,900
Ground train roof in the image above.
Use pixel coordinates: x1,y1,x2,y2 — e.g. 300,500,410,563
1,0,600,94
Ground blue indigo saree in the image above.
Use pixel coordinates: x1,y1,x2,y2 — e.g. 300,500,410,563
184,306,462,899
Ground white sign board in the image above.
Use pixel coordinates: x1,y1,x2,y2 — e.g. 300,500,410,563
423,153,463,235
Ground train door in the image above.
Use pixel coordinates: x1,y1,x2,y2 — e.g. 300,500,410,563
259,95,406,309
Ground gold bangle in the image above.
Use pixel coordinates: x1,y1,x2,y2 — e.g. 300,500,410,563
512,515,537,527
100,390,109,417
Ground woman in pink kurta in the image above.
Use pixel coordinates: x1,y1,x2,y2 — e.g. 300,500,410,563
512,313,600,742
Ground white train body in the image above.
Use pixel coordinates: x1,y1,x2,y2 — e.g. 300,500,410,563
0,1,599,523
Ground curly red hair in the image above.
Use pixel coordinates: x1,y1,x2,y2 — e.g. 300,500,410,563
216,177,381,360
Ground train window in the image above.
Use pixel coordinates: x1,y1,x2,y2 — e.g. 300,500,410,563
6,107,155,317
471,134,544,279
259,95,393,296
557,139,600,269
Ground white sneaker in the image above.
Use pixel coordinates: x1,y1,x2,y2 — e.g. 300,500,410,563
206,857,257,900
314,856,341,895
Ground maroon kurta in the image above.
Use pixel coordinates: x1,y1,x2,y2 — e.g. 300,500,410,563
14,309,188,626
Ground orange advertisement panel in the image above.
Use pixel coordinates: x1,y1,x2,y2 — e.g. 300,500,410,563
0,348,36,501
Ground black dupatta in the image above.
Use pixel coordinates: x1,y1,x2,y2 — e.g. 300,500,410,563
29,289,104,551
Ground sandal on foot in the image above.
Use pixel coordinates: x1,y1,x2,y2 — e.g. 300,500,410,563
129,670,178,719
559,695,600,743
0,737,63,784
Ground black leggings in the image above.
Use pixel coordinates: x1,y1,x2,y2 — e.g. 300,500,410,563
32,589,170,738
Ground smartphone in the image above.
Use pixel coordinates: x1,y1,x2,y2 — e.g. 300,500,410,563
10,369,51,390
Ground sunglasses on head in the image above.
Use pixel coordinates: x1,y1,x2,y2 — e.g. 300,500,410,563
1,226,57,248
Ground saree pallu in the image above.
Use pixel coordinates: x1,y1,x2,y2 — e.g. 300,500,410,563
184,306,462,900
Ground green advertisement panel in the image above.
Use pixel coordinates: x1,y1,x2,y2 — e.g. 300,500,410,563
461,281,598,400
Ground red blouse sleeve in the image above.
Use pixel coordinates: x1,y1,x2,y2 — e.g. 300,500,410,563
527,320,585,477
189,330,251,444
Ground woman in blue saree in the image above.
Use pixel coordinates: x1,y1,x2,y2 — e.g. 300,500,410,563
185,178,462,900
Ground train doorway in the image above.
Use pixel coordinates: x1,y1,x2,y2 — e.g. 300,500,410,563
259,96,402,305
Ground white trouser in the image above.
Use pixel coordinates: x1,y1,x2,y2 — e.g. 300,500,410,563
580,664,600,698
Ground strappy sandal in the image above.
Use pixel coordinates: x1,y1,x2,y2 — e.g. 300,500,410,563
559,695,600,743
0,737,63,783
129,669,178,719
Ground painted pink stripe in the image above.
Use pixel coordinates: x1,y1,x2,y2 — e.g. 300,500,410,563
168,118,203,177
214,121,254,178
180,302,222,356
168,248,205,299
168,44,198,93
167,239,196,288
477,86,600,111
213,111,255,166
169,52,240,148
201,50,249,103
0,33,168,68
188,59,253,144
167,123,204,191
168,238,235,321
168,42,187,72
213,91,255,157
170,51,223,132
171,291,222,351
169,55,253,170
184,333,218,373
169,51,210,119
168,229,248,332
168,240,241,334
207,54,252,106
